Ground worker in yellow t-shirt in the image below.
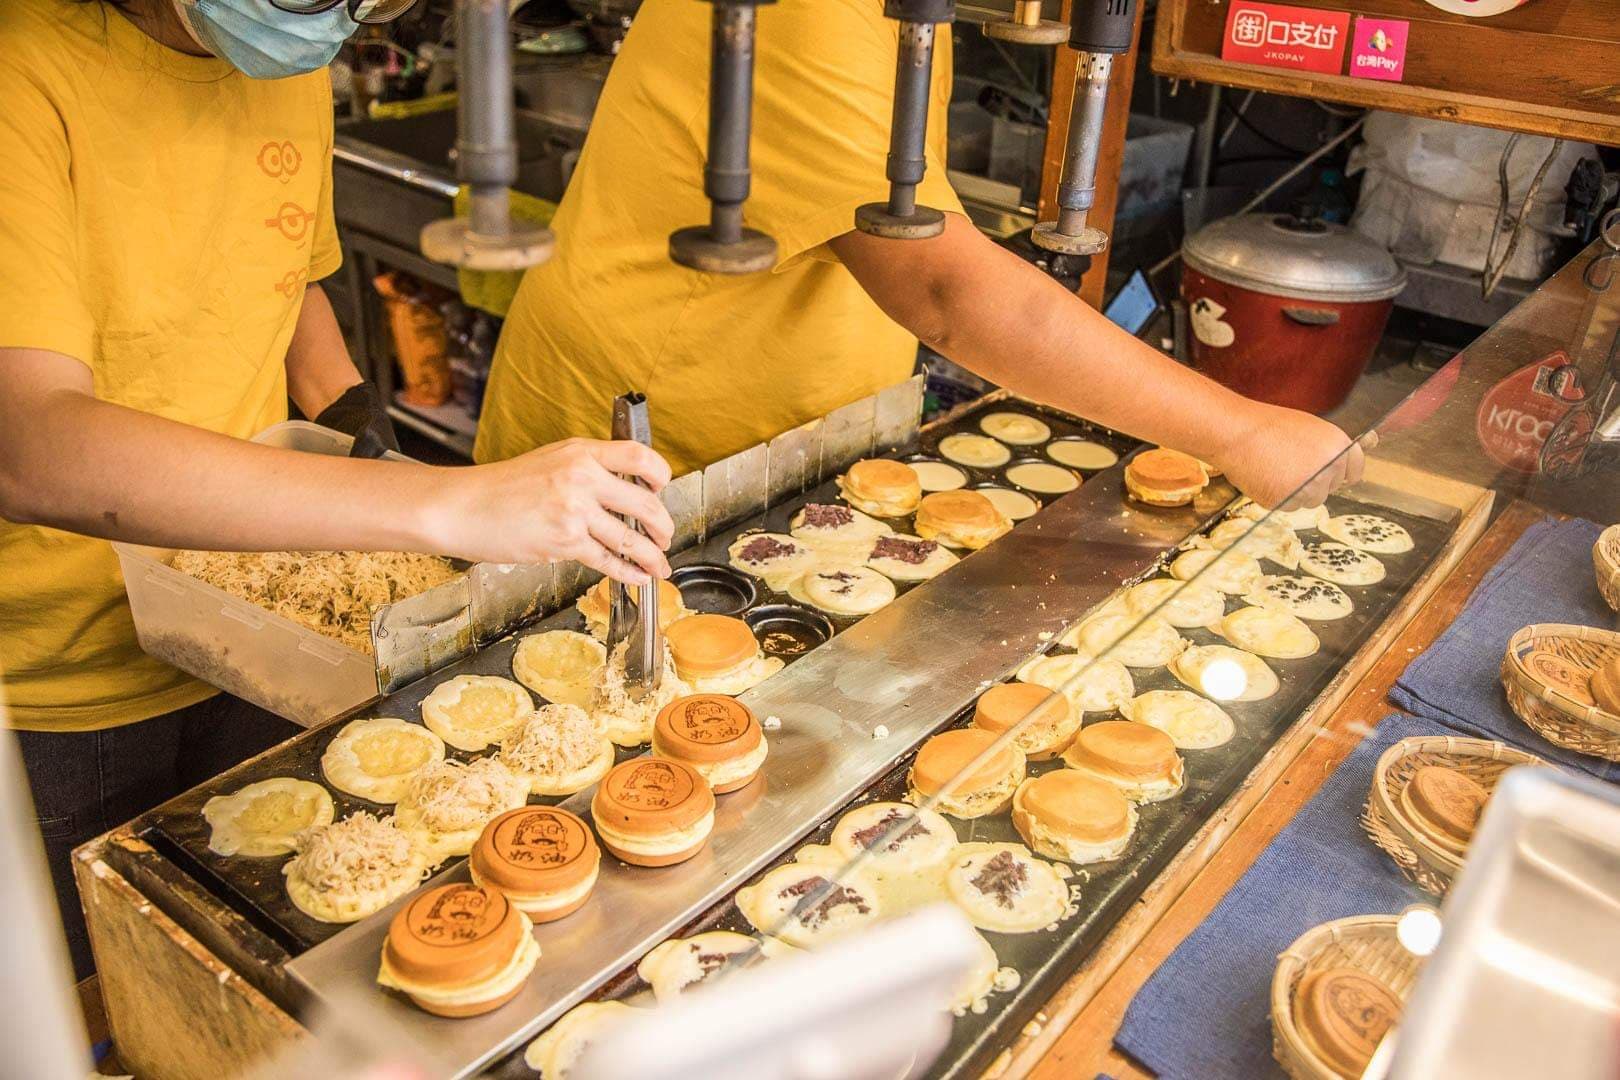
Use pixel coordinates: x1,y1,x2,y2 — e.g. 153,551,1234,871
0,0,676,977
478,1,1360,493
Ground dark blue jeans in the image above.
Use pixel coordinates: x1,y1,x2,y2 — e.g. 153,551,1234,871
15,693,299,979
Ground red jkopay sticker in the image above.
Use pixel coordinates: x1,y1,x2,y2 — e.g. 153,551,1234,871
1221,2,1351,75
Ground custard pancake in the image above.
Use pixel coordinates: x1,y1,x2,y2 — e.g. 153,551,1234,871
1169,547,1264,595
1062,613,1185,668
914,490,1013,550
1220,605,1321,659
524,1001,640,1080
590,640,691,746
866,534,959,582
938,432,1012,469
591,758,716,867
737,863,883,949
512,630,606,708
468,806,600,922
283,812,430,924
1171,643,1280,702
575,577,689,641
1011,770,1136,864
1299,541,1386,586
944,842,1069,933
498,704,615,796
394,757,531,863
980,411,1051,445
1061,720,1185,803
421,675,533,752
1120,690,1236,749
727,531,820,591
789,565,897,616
376,883,540,1018
836,458,923,517
1122,578,1226,629
1017,653,1134,713
652,694,769,794
1244,575,1353,622
203,778,334,858
1322,513,1414,554
321,717,447,804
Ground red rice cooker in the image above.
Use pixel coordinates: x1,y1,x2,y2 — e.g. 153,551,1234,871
1181,214,1406,414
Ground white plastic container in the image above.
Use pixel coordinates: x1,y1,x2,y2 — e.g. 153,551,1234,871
113,421,414,727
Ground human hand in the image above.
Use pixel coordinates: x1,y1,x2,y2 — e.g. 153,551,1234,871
1214,405,1365,510
431,439,675,583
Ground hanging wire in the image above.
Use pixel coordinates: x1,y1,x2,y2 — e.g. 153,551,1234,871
1482,134,1565,300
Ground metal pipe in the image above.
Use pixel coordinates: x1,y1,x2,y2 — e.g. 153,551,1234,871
884,21,935,219
456,0,517,240
706,4,756,246
1014,0,1041,26
1053,52,1111,236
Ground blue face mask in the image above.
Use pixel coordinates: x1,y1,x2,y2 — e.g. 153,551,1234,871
171,0,357,80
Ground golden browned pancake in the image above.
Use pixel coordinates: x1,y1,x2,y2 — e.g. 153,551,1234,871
915,490,1012,550
1293,967,1401,1078
837,458,923,517
1400,765,1488,855
1123,448,1208,506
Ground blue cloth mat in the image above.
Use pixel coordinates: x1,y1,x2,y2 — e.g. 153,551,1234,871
1389,516,1620,783
1114,714,1437,1080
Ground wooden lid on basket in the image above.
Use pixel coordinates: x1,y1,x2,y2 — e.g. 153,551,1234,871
1400,766,1487,855
1522,649,1596,706
1294,966,1401,1078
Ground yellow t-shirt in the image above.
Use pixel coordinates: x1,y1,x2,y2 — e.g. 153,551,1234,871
475,0,961,476
0,0,341,732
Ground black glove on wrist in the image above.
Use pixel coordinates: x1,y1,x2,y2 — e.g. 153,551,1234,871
314,381,400,459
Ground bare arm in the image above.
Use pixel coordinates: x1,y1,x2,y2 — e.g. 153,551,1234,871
0,348,674,584
285,284,364,419
830,215,1362,507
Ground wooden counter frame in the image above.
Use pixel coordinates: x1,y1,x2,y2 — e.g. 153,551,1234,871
72,462,1492,1080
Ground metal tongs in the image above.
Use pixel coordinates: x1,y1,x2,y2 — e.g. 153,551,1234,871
606,392,663,700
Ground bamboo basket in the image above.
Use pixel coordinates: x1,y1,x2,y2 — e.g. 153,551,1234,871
1500,623,1620,761
1361,736,1543,896
1271,915,1419,1080
1594,525,1620,613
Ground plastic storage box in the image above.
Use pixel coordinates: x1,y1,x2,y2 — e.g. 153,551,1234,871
113,421,427,727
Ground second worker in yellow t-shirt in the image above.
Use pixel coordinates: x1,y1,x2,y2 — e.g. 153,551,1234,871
478,0,1362,505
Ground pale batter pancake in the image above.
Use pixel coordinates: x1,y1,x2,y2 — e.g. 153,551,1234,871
1243,575,1354,621
1201,517,1304,569
1047,439,1118,470
829,801,958,876
908,459,968,492
979,411,1051,445
944,842,1069,934
203,778,334,857
727,531,821,591
1169,547,1264,594
524,1000,640,1080
1121,690,1236,749
1322,513,1414,554
952,932,1001,1014
512,630,606,708
789,503,893,562
737,863,883,949
321,717,446,803
420,674,533,752
1005,461,1080,495
1299,541,1387,586
865,534,959,582
1123,578,1226,628
590,640,691,746
789,565,897,616
1220,605,1320,659
1171,644,1280,702
1061,613,1185,668
393,756,531,862
977,486,1040,521
1236,500,1329,531
498,703,616,796
283,812,430,924
938,433,1012,469
636,931,792,1003
1017,653,1134,712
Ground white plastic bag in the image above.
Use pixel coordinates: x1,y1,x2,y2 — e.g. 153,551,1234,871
1347,111,1593,278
